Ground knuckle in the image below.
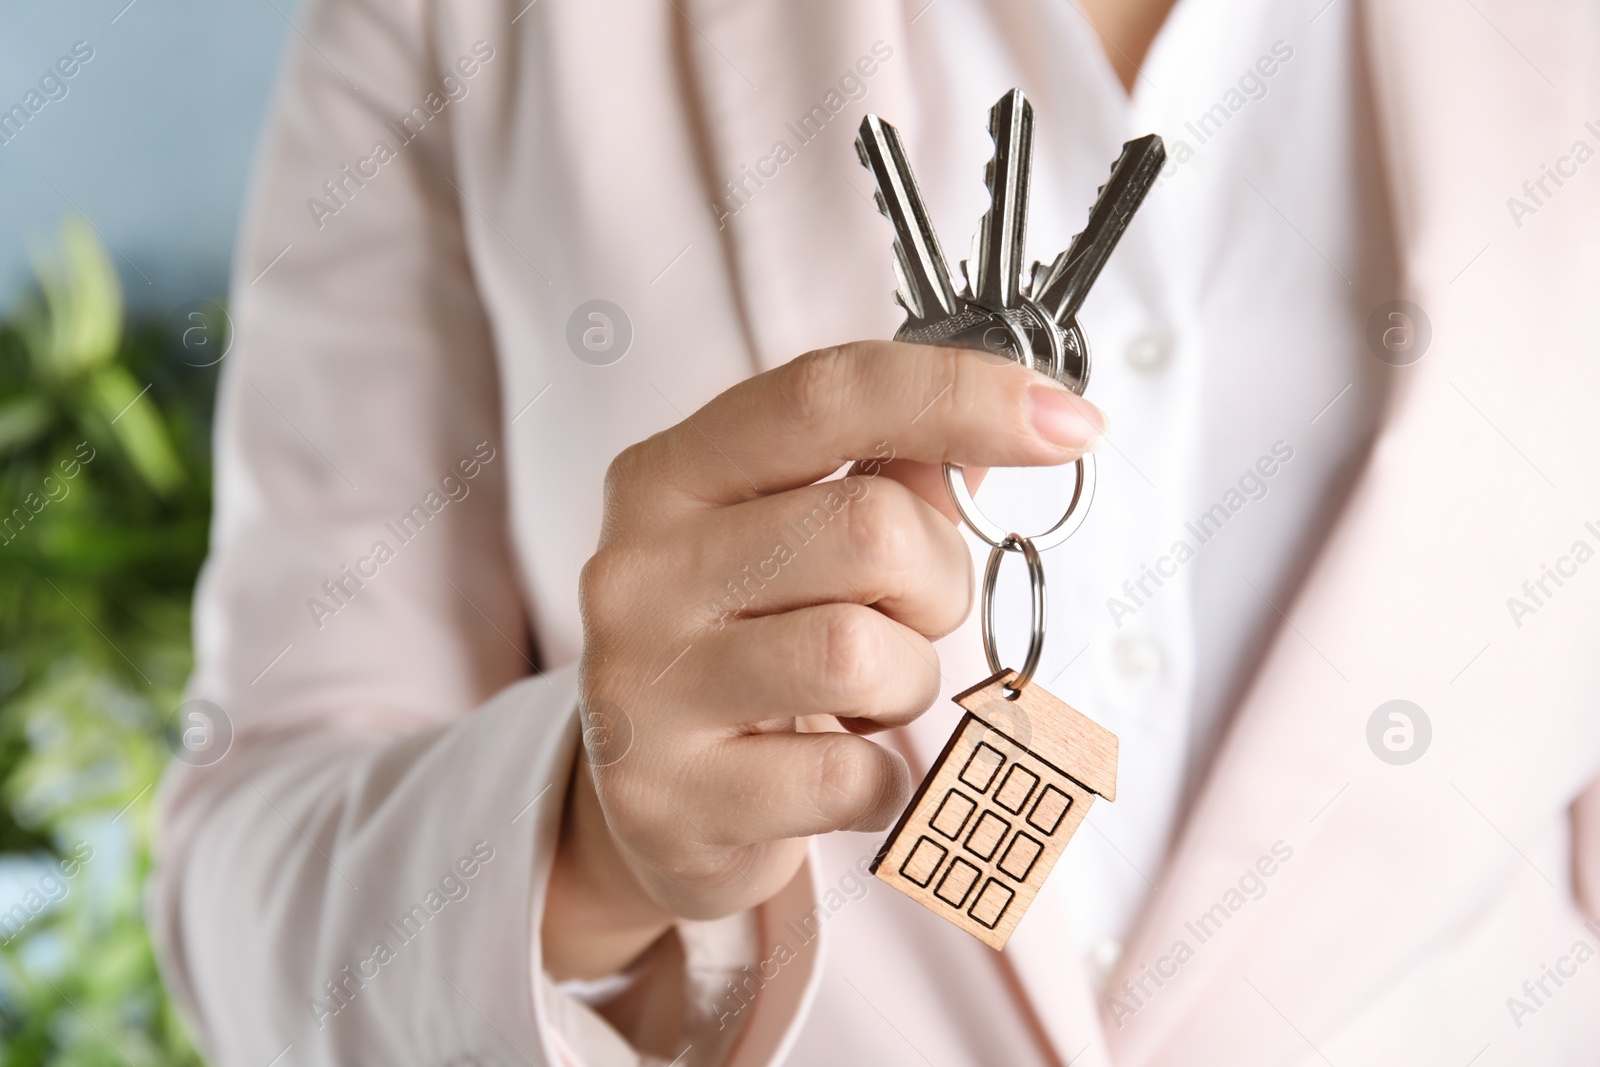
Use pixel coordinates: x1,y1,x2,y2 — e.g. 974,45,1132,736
812,735,876,823
782,346,855,433
843,481,916,576
931,565,974,639
602,440,650,502
602,780,674,848
819,605,881,698
920,524,975,639
579,547,650,637
589,765,643,824
578,550,622,623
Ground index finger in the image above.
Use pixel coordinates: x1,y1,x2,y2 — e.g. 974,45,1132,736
629,341,1106,510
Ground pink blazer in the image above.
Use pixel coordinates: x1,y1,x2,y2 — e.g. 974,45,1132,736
153,1,1600,1064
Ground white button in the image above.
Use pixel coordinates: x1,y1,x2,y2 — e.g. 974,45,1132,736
1090,937,1124,976
1112,633,1164,683
1124,330,1172,373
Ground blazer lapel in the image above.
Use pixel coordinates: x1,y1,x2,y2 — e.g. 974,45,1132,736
1106,2,1600,1064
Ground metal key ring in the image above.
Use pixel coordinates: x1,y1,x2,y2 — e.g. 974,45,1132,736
981,534,1047,693
943,454,1096,552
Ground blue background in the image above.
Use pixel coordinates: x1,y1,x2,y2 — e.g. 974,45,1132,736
0,0,298,313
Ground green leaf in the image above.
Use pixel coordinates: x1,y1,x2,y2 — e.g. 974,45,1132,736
30,218,123,381
86,367,184,496
0,397,53,458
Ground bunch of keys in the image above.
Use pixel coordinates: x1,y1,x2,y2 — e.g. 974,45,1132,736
859,89,1164,949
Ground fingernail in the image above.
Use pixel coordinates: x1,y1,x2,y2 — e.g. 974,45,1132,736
1028,385,1107,451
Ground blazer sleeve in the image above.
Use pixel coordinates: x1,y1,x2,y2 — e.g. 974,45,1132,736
145,1,718,1063
148,1,834,1061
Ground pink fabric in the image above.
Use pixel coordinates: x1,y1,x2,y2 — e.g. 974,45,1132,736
153,0,1600,1064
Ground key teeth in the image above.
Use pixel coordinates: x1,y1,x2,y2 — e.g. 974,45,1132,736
972,88,1037,310
856,124,889,225
979,90,1023,200
890,258,922,321
855,109,960,324
987,88,1027,140
1024,260,1047,300
862,165,918,313
1089,135,1161,203
1037,133,1167,325
853,119,878,175
871,185,931,320
980,99,1004,198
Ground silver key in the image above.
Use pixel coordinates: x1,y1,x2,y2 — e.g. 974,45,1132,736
968,88,1034,311
1032,134,1166,330
856,105,1041,369
857,90,1164,395
855,114,960,326
966,89,1082,387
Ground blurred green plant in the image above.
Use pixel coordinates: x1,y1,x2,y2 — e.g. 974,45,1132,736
0,218,217,1064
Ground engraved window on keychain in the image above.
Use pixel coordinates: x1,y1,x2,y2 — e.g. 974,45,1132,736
857,89,1163,949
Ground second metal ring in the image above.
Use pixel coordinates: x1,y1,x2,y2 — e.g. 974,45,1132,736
981,534,1047,693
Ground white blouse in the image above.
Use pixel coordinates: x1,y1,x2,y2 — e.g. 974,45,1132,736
908,0,1389,979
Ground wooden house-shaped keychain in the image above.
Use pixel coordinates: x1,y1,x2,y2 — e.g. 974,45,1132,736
871,670,1118,950
856,89,1152,950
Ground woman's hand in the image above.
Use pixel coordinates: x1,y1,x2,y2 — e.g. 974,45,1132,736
543,340,1106,980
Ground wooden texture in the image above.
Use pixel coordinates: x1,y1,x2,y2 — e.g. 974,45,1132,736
872,670,1119,949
